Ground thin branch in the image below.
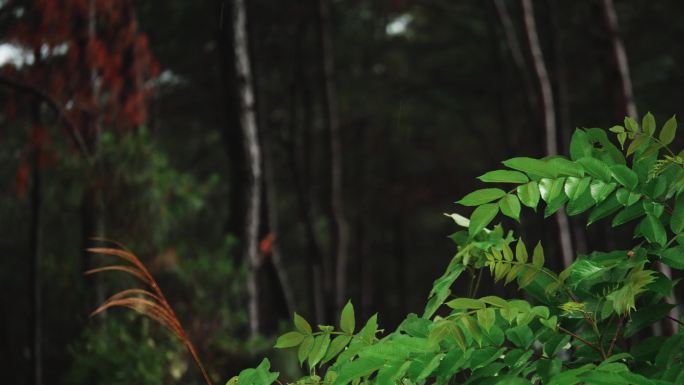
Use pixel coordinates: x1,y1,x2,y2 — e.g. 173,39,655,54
608,316,623,356
558,326,606,359
0,74,91,159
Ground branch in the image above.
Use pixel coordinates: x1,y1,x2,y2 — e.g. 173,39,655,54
0,73,91,159
608,316,623,356
558,326,606,359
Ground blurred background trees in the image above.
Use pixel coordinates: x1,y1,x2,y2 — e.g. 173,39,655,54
2,0,684,384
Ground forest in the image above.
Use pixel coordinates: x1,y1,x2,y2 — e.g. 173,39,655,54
3,0,684,384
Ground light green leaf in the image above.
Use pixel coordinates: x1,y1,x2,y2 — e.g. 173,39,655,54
298,336,314,365
446,298,485,310
340,301,355,334
499,194,521,221
457,188,506,206
640,213,667,246
478,170,529,184
333,357,384,385
625,116,639,133
660,115,677,145
275,332,305,348
322,335,352,364
589,179,617,203
532,242,544,268
539,178,566,203
517,181,540,209
564,176,591,200
461,315,482,345
308,335,331,368
642,112,656,136
444,213,469,227
476,308,496,332
515,239,528,263
610,165,638,190
294,313,312,335
627,135,648,156
468,203,499,237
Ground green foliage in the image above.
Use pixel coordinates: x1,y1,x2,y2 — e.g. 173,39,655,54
230,115,684,385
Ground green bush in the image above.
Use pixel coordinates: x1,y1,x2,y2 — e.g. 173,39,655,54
235,114,684,385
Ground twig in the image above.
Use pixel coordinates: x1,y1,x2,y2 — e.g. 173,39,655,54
608,316,623,356
0,73,91,160
558,326,606,359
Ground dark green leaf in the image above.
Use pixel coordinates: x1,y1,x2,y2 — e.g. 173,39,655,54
640,213,667,246
468,203,499,237
671,194,684,233
566,189,595,216
612,204,646,227
577,157,612,182
478,170,529,184
661,246,684,269
333,357,384,385
588,194,621,225
611,165,639,190
457,188,506,206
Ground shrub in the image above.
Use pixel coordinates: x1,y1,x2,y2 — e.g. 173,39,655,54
235,114,684,385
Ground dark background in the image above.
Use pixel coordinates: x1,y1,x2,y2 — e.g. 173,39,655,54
2,0,684,384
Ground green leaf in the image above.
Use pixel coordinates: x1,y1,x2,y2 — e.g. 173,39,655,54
340,301,355,334
457,188,506,206
671,194,684,233
515,239,528,263
539,178,566,203
640,213,667,246
322,335,352,364
446,298,485,310
499,194,521,221
627,135,648,156
660,115,677,145
480,295,509,308
548,157,584,177
505,325,534,349
275,332,305,348
625,116,639,133
589,179,617,203
298,336,314,365
478,170,529,184
476,308,496,332
308,335,331,368
461,315,482,345
564,176,591,200
294,313,312,335
468,203,499,237
642,112,656,136
517,181,540,209
661,246,684,269
502,157,556,178
588,194,621,225
333,357,384,385
612,204,646,227
544,195,568,218
566,189,595,216
577,157,612,182
532,242,544,268
610,165,638,190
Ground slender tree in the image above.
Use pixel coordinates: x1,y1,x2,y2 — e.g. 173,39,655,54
519,0,574,268
231,0,263,336
316,0,350,314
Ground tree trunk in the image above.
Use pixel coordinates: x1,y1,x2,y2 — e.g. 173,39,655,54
599,0,637,120
29,101,43,385
520,0,574,268
232,0,263,336
316,0,350,314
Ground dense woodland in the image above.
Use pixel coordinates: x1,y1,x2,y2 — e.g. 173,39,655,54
3,0,684,384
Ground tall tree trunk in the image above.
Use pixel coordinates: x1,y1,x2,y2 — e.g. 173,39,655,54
520,0,574,268
316,0,350,313
29,101,43,385
232,0,263,336
599,0,637,120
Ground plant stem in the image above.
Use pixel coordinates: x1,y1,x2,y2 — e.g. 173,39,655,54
608,316,623,356
558,326,606,359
